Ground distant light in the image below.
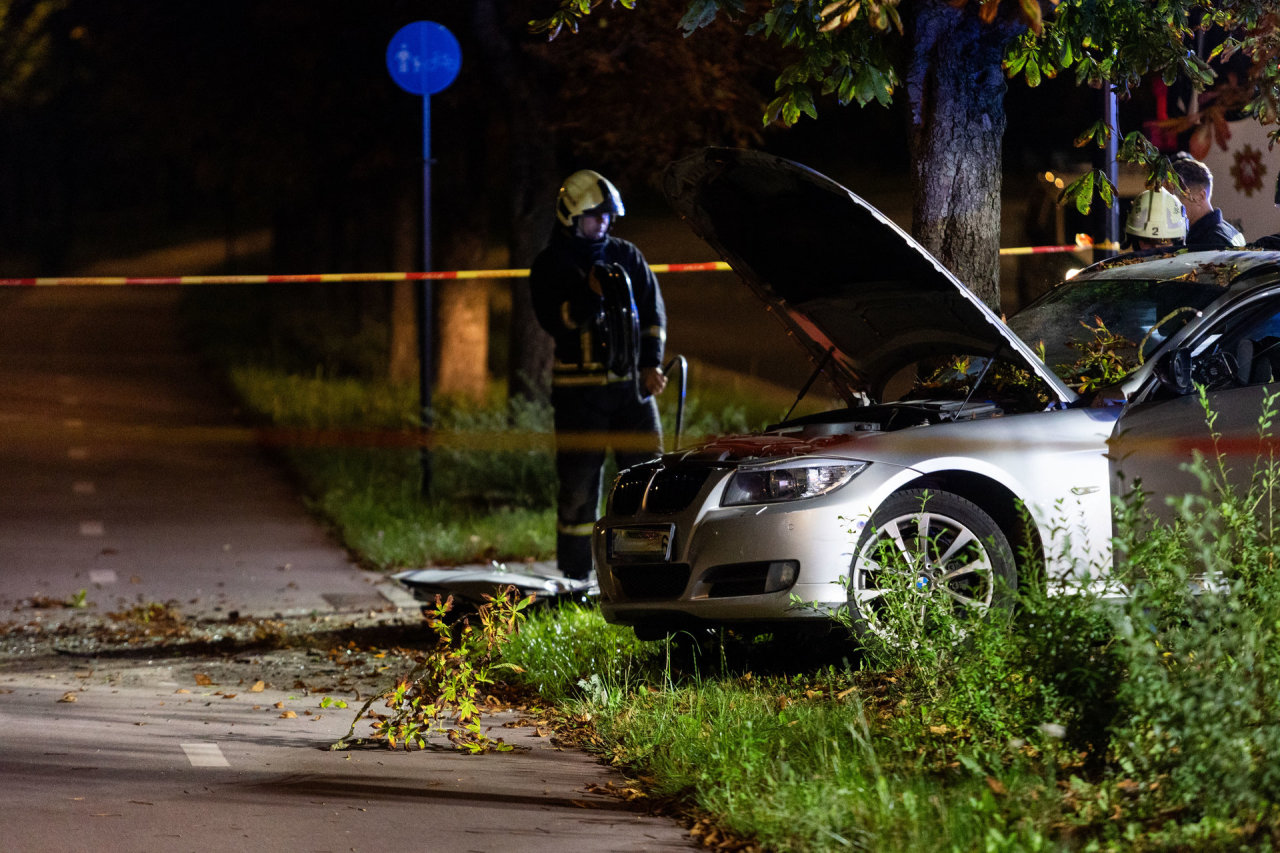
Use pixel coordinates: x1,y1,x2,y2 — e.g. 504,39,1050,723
1064,268,1082,280
1054,178,1065,189
1044,171,1055,182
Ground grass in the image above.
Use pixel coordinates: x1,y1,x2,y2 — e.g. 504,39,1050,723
502,606,1072,852
212,359,789,569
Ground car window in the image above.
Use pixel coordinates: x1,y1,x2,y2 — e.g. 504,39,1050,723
1008,276,1224,388
1190,301,1280,389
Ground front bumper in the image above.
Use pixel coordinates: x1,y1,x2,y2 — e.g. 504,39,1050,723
592,462,904,627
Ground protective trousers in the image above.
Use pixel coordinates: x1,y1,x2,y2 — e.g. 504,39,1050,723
552,383,662,579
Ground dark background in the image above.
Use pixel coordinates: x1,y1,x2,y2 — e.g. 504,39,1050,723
0,2,1150,388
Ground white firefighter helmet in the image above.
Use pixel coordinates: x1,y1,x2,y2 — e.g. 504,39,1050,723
556,170,625,227
1125,188,1188,240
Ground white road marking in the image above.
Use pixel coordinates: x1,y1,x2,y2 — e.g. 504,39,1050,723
181,743,230,768
72,481,96,495
88,569,116,584
79,521,105,537
67,447,89,460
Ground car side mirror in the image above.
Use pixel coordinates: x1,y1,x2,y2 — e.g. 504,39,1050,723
1155,348,1194,396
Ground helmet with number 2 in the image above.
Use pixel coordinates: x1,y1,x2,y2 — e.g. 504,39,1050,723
1125,188,1188,240
556,170,626,227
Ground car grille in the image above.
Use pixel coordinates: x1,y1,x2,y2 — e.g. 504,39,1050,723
612,563,691,600
644,468,712,514
610,467,653,516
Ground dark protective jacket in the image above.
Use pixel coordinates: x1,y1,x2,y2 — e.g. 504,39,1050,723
1186,208,1246,250
530,226,666,387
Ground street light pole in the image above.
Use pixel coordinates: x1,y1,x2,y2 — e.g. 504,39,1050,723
1100,85,1121,259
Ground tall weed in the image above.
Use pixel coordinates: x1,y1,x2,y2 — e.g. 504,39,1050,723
1106,388,1280,822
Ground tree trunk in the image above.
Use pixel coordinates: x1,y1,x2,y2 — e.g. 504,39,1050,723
436,229,491,403
473,0,557,404
388,187,418,384
906,2,1021,311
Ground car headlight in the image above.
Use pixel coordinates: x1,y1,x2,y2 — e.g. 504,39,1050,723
721,461,868,507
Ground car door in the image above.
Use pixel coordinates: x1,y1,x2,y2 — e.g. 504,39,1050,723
1109,295,1280,525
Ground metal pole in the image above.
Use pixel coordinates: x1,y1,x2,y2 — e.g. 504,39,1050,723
1100,86,1121,259
418,95,434,494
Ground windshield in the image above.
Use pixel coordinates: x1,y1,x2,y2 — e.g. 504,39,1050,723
1007,276,1225,388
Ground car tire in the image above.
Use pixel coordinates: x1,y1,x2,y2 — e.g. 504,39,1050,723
848,488,1016,642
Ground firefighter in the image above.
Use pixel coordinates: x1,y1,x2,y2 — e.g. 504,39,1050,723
1125,188,1188,253
529,170,668,580
1168,153,1247,249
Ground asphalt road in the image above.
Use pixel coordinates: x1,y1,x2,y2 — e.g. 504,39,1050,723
0,655,694,853
0,285,400,620
0,285,698,852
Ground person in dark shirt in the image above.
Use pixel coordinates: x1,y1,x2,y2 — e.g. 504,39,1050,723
1169,152,1247,250
529,170,667,580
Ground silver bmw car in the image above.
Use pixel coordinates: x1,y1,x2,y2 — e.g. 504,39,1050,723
593,147,1280,639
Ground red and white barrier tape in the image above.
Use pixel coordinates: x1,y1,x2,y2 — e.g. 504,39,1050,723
0,240,1112,286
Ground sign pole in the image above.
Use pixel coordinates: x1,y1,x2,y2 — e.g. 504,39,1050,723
386,21,461,495
418,95,434,492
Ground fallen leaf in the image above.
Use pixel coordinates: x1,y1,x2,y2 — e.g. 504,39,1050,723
279,710,297,719
249,681,265,693
222,693,237,700
986,776,1007,796
174,688,190,694
193,673,213,686
58,692,77,703
274,701,285,709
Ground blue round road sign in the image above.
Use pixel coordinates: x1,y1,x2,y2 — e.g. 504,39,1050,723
386,21,461,96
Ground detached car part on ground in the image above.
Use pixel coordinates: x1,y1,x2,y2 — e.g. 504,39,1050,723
593,147,1280,641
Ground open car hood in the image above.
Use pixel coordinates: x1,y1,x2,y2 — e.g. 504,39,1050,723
661,148,1077,406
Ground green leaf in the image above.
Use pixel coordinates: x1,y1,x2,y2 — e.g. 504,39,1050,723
1061,172,1096,216
855,69,877,105
1073,121,1109,149
1025,57,1042,88
677,0,721,34
873,69,894,105
1096,174,1116,210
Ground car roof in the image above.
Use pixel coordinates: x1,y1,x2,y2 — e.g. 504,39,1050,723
1073,248,1280,287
